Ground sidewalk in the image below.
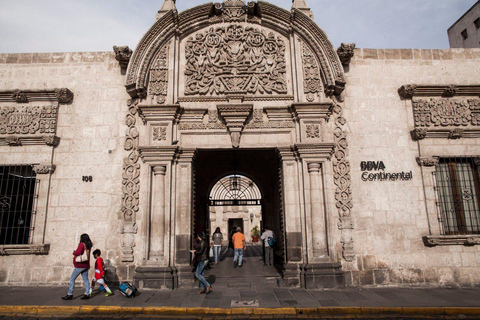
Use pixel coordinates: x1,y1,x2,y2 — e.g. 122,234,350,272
1,285,480,317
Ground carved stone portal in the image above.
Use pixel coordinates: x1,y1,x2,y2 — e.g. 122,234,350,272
185,25,287,96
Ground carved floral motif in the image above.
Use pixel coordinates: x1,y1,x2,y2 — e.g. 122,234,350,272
121,99,141,262
301,42,322,102
332,101,354,262
412,98,480,127
12,90,28,103
410,128,427,141
33,164,56,174
148,43,169,104
185,25,287,96
0,105,58,135
153,126,167,141
306,124,320,139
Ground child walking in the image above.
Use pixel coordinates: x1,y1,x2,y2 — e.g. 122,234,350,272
89,249,114,297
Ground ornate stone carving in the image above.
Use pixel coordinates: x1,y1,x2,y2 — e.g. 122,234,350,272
148,43,169,104
423,235,480,247
410,128,427,141
54,88,74,103
306,124,320,139
443,85,457,97
12,90,28,103
449,128,464,139
224,0,247,22
332,101,354,262
217,104,253,148
0,105,58,135
153,126,167,141
184,25,287,96
5,136,21,146
412,98,480,127
336,43,356,67
33,164,56,174
113,45,133,69
121,99,141,262
43,135,60,147
301,42,322,102
0,244,50,255
416,157,439,167
398,84,418,99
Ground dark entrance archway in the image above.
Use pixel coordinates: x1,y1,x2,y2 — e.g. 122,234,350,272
192,149,284,274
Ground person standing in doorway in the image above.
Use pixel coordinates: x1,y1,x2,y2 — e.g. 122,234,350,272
232,227,246,268
261,227,274,266
211,227,223,264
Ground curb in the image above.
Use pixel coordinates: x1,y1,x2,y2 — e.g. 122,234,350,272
0,306,480,316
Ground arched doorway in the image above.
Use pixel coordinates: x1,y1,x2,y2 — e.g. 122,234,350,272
193,149,284,283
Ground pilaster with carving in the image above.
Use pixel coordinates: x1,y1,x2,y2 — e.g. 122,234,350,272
301,41,322,102
148,42,169,104
332,100,354,262
121,99,141,262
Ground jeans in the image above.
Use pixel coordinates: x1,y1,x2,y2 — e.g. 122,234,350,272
67,267,90,295
195,260,210,289
265,246,274,265
234,248,243,266
213,245,221,263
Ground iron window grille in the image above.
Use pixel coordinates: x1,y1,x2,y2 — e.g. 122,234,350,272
0,165,39,245
433,157,480,235
209,174,261,206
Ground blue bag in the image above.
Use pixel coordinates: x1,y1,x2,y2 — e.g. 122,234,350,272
119,282,137,298
268,236,276,248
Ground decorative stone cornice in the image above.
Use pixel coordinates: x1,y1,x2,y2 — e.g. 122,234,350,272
113,46,133,69
33,164,56,174
337,43,356,67
290,102,333,121
137,104,180,124
217,104,253,148
0,88,73,103
5,136,21,146
423,235,480,247
398,84,480,99
138,146,178,163
410,128,480,141
0,135,60,147
295,142,336,160
0,244,50,255
416,157,439,167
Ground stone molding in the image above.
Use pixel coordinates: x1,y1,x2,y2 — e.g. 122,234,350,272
307,162,321,173
0,244,50,256
423,235,480,247
0,135,60,147
416,157,439,167
398,84,480,99
410,128,480,141
177,95,295,103
138,146,178,163
32,164,56,174
113,46,133,69
138,105,180,124
217,104,253,148
290,102,333,121
295,143,336,160
125,1,345,99
337,43,356,67
0,88,73,104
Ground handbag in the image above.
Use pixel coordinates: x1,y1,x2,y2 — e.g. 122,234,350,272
75,245,89,263
209,247,214,258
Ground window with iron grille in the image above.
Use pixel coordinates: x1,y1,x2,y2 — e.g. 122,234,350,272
0,165,39,245
433,157,480,235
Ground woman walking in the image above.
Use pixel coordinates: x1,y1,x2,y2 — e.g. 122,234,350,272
211,227,223,264
61,233,93,300
193,231,211,294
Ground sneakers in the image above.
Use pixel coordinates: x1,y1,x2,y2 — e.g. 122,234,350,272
61,295,73,300
105,291,114,297
80,294,89,300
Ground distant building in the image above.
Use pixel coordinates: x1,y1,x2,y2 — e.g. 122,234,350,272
448,0,480,48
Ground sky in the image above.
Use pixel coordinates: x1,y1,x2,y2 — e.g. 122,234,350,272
0,0,477,54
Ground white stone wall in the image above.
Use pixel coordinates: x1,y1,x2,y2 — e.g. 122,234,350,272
344,48,480,286
0,52,129,285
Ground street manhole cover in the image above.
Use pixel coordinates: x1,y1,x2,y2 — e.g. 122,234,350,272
231,300,259,307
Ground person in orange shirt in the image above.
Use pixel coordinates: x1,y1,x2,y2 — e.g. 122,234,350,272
231,227,246,268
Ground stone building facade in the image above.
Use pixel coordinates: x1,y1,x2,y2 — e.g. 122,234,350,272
0,0,479,288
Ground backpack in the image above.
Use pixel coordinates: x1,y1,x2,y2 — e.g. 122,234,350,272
119,282,137,298
268,236,276,248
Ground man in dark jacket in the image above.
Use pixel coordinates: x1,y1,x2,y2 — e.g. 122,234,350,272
193,231,211,294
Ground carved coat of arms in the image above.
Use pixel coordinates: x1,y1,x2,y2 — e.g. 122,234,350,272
184,25,287,96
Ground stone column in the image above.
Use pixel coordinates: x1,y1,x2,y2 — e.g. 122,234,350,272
149,165,167,262
307,162,327,258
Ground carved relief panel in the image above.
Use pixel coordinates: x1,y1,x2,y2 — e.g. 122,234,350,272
301,41,323,102
148,42,170,104
182,24,289,98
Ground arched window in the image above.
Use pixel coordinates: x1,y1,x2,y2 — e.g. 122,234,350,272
209,174,261,206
